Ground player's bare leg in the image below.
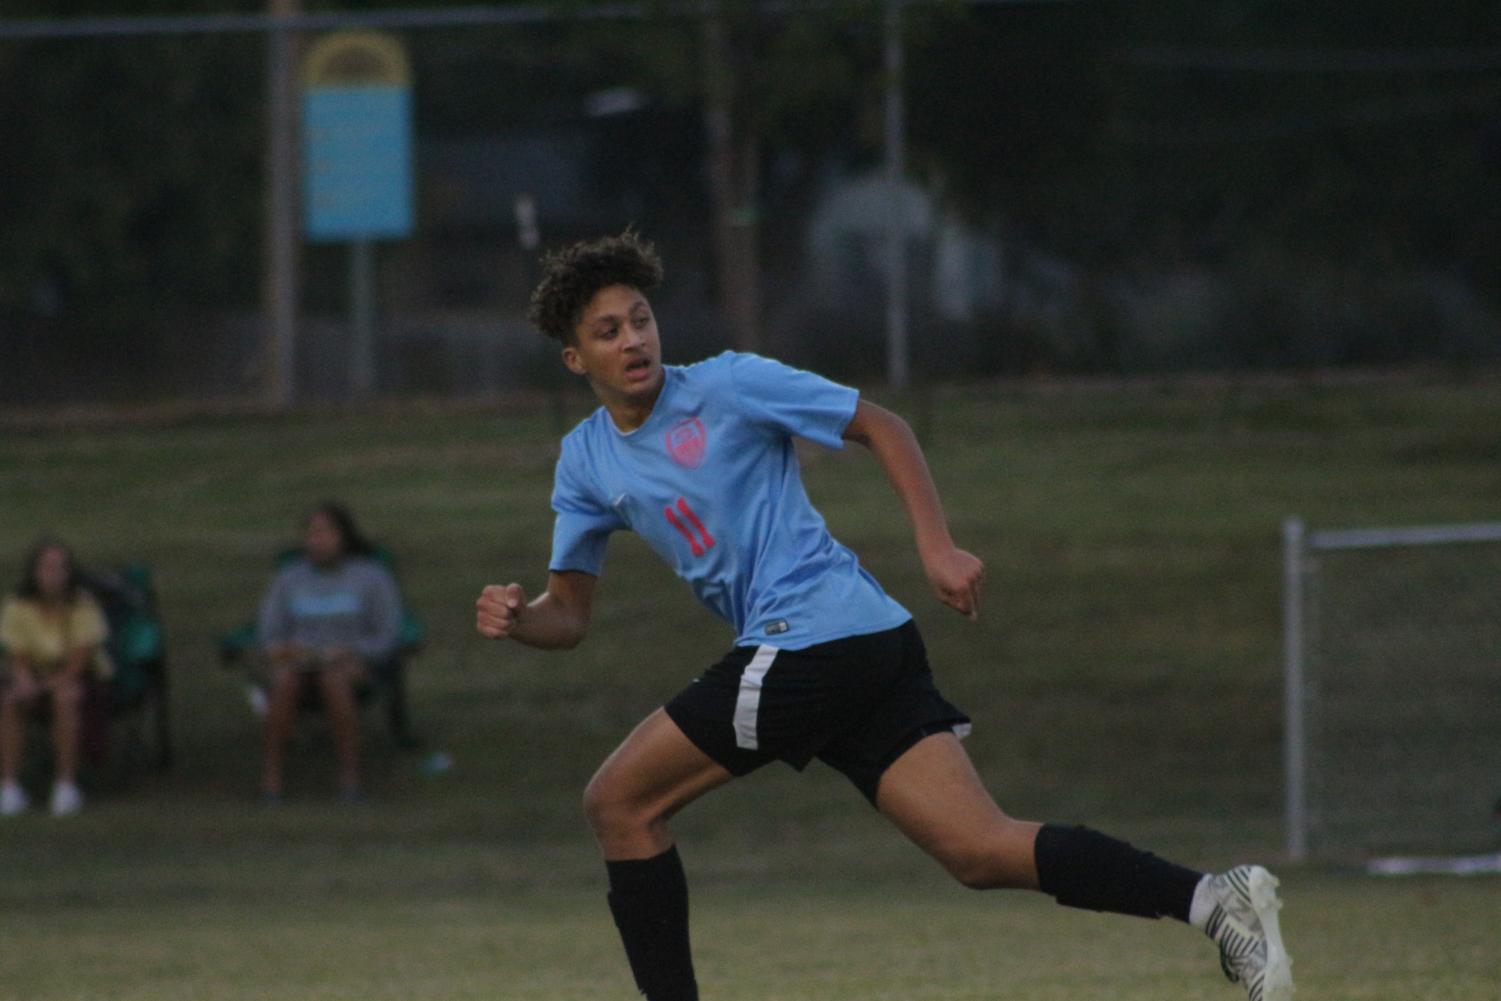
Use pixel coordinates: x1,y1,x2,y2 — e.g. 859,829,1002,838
584,707,732,859
875,730,1041,889
877,731,1291,1001
583,708,731,1001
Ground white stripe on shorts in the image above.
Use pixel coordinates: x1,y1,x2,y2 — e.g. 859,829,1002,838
733,645,779,751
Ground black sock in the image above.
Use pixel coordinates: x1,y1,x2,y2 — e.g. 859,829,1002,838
1034,823,1203,922
605,845,698,1001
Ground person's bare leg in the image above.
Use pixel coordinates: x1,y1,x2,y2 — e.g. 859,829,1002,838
260,668,307,796
0,683,36,785
878,731,1303,996
583,708,733,859
49,677,84,784
317,657,365,795
878,731,1205,918
583,709,732,1001
876,731,1041,889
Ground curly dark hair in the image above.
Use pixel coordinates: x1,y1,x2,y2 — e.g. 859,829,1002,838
526,231,664,344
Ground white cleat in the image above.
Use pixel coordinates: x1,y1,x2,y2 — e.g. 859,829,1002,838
1204,865,1294,1001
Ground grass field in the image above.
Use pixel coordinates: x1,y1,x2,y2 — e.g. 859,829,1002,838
2,372,1499,1000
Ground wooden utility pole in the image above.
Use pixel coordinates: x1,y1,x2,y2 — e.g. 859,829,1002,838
701,2,761,352
884,0,910,391
262,0,299,408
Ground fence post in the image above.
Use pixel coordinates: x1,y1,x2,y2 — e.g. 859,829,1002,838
1282,516,1308,862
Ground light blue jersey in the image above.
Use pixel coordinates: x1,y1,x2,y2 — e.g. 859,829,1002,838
550,351,911,649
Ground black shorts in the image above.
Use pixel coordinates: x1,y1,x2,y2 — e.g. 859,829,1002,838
663,620,971,806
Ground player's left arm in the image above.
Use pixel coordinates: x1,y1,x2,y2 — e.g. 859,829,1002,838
842,399,984,619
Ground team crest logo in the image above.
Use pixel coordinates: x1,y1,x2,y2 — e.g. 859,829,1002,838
665,417,707,469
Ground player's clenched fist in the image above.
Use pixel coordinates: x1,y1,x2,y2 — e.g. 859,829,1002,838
476,582,527,639
924,545,985,621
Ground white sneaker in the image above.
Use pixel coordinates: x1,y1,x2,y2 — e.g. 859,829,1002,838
49,781,83,817
246,683,269,718
1204,865,1294,1001
0,782,28,817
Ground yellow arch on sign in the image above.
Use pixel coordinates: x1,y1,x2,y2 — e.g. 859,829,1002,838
302,30,411,88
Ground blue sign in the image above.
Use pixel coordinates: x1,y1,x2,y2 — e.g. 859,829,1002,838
303,85,413,241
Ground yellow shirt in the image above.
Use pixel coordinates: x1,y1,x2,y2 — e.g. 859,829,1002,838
0,593,111,679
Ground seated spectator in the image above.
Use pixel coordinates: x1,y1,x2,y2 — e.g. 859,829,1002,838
258,502,401,802
0,538,110,817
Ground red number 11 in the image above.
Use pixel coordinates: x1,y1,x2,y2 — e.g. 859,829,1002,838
664,497,715,556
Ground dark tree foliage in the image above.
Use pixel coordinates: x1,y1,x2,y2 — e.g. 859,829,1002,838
2,0,1497,395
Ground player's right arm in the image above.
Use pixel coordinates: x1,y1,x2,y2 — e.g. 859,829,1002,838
475,570,596,650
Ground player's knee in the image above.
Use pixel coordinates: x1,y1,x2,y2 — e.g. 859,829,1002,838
942,848,1003,890
581,773,641,839
933,831,1032,891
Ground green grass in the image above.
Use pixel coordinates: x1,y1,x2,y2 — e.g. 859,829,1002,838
1,373,1500,999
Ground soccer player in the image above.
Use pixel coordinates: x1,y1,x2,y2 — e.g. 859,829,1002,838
475,232,1293,1001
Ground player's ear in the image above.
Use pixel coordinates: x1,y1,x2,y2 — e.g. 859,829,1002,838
561,343,585,375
